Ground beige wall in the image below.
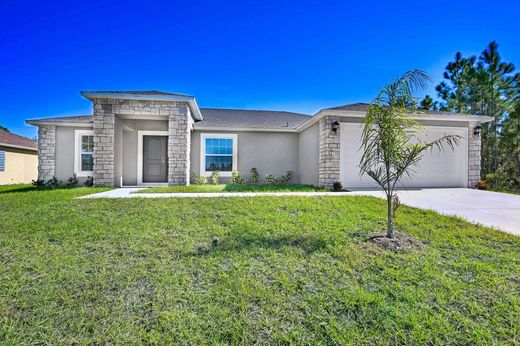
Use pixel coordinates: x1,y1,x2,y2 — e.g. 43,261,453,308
0,146,38,184
298,123,319,185
191,130,300,184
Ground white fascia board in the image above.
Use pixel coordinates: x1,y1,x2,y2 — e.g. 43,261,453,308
0,143,37,151
26,120,93,127
295,110,494,132
80,91,203,121
193,126,297,133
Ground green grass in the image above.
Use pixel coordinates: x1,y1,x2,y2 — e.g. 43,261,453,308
138,184,326,193
0,184,519,344
488,187,520,195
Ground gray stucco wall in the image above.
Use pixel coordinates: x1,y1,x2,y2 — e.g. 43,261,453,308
55,126,94,183
191,130,300,184
298,123,319,185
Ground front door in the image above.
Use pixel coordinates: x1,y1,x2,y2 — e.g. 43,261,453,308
143,136,168,183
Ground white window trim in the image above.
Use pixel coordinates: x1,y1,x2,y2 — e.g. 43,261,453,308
74,129,94,177
200,133,238,177
137,131,169,186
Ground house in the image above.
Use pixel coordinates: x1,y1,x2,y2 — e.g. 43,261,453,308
0,128,38,185
26,91,492,189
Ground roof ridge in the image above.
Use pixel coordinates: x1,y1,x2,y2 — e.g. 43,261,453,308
200,107,310,116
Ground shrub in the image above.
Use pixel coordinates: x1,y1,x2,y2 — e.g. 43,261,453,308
265,174,277,185
231,170,245,185
196,176,207,185
332,181,343,192
210,171,220,185
249,168,259,185
32,179,45,187
279,171,294,185
476,179,489,190
485,162,520,192
191,173,198,184
46,176,61,188
66,174,79,187
84,176,94,187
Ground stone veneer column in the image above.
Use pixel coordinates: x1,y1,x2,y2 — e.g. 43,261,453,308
168,104,192,185
37,125,56,181
468,123,482,188
93,100,115,187
318,116,341,189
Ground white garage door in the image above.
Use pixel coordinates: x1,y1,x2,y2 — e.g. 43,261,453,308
339,123,468,189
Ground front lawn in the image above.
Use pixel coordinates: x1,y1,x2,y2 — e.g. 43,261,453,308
137,183,326,193
0,185,519,344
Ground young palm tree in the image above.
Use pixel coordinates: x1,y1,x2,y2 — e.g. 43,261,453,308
360,70,462,238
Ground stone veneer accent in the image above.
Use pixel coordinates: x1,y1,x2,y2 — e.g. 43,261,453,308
93,101,115,187
168,104,193,185
468,123,482,188
92,98,192,187
37,125,56,181
318,116,341,189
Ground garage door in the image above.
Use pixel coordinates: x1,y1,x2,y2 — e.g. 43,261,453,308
339,123,468,189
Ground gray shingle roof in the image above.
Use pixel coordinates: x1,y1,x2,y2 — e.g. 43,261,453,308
195,108,311,129
327,102,478,117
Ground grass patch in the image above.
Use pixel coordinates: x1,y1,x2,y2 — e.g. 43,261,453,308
0,185,519,344
137,184,326,193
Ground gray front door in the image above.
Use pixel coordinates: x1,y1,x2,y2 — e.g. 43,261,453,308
143,136,168,183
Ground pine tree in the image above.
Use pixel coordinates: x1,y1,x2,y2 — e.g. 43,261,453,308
436,41,520,175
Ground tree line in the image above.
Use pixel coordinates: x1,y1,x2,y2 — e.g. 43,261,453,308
419,41,520,191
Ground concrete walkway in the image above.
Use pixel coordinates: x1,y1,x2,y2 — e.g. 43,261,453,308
79,187,520,235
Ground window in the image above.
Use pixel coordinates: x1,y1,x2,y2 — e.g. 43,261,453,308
0,149,4,172
200,134,237,176
75,130,94,176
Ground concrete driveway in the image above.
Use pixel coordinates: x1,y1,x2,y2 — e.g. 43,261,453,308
351,188,520,235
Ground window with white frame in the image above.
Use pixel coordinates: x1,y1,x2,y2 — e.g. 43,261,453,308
75,130,94,176
200,133,237,176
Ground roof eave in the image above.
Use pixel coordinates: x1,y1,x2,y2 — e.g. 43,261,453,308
26,119,93,127
80,91,203,121
0,142,37,151
296,109,494,132
193,126,298,133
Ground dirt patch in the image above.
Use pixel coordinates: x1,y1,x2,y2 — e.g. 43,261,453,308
368,231,424,253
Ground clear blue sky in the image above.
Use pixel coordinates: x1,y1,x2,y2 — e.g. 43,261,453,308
1,0,519,138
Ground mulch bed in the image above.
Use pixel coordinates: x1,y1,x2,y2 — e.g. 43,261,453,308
368,231,424,253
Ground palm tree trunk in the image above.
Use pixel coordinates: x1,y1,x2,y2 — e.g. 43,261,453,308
387,193,394,238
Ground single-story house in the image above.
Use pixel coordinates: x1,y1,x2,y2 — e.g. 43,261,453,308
26,91,493,189
0,128,38,185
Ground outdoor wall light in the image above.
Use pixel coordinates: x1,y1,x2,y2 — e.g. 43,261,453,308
331,121,340,134
474,125,482,136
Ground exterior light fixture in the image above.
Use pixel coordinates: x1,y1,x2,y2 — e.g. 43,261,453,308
331,121,340,134
473,125,482,136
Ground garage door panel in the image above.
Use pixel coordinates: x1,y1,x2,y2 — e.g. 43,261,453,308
340,123,468,189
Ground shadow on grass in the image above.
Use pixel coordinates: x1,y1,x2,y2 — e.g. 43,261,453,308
222,184,324,192
190,233,329,256
0,186,85,195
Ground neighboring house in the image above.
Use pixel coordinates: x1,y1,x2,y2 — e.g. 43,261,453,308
26,91,493,189
0,128,38,185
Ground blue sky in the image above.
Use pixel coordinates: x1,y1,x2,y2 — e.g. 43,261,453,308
1,0,519,138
